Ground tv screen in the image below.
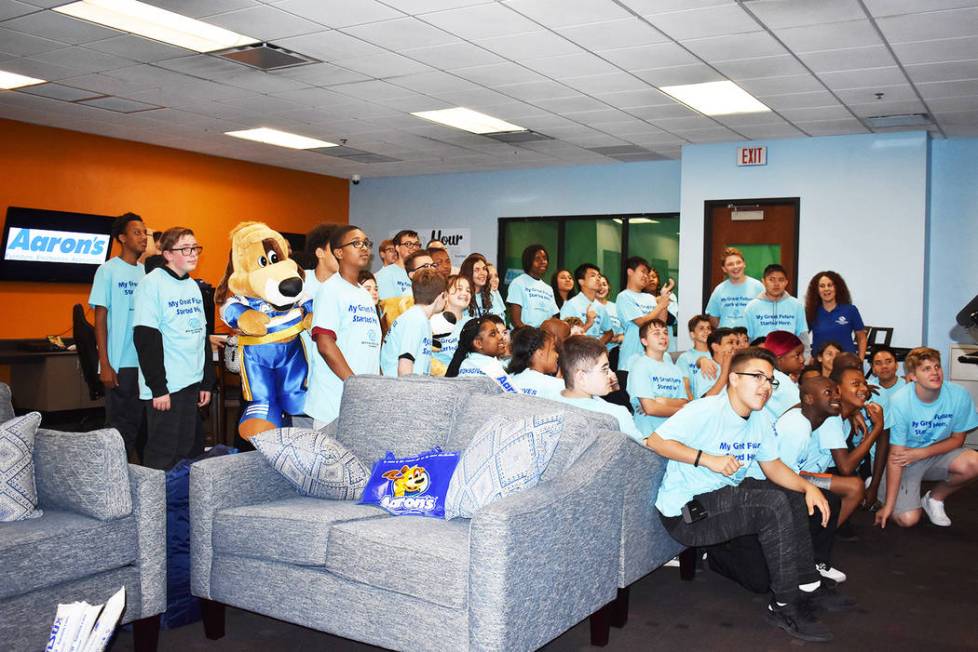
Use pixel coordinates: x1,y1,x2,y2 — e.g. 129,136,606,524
0,206,115,283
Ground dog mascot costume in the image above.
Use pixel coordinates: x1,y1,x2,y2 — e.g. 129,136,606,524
216,222,312,439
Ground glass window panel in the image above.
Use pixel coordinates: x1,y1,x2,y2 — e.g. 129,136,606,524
564,219,623,297
501,220,558,291
626,216,681,299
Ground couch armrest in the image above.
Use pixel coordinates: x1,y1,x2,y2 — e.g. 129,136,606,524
127,464,167,619
618,441,684,588
190,451,297,598
467,430,626,652
34,427,132,520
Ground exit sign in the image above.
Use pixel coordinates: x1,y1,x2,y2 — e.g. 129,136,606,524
737,146,767,166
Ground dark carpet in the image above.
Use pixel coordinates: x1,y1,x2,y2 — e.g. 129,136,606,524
109,483,978,651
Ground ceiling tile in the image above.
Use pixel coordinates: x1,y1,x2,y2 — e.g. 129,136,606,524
761,90,842,109
745,0,866,29
593,87,674,108
736,122,805,138
436,86,520,108
18,82,104,101
269,62,371,87
775,20,882,53
562,71,650,95
144,0,259,17
26,45,135,75
421,3,539,39
0,55,77,81
723,74,824,95
682,32,787,62
154,54,243,79
847,98,927,116
714,55,807,80
556,18,669,51
651,115,723,131
876,7,978,43
779,105,853,122
834,83,918,103
917,78,978,99
2,11,122,45
676,126,743,142
523,52,619,79
452,61,544,86
382,0,493,14
891,36,978,66
220,70,311,94
84,35,189,63
0,26,65,57
79,96,162,113
331,51,433,78
632,63,725,87
597,41,699,70
645,5,760,40
0,0,38,21
274,31,382,62
475,30,582,59
627,103,700,120
863,0,978,18
387,70,480,95
273,0,405,27
502,0,632,28
560,107,632,124
533,94,609,114
798,45,897,73
818,66,908,90
622,0,739,14
794,117,868,135
342,17,458,51
202,5,321,40
718,112,793,127
322,79,418,102
401,42,503,69
905,60,978,84
926,95,978,112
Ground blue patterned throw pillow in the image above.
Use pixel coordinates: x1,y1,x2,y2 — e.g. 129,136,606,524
444,412,564,520
253,428,369,500
0,412,43,522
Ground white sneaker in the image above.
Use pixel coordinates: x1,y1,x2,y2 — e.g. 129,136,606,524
921,491,951,527
816,563,847,583
664,556,680,568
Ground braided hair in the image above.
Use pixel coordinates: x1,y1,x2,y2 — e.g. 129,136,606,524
506,326,549,375
445,316,493,378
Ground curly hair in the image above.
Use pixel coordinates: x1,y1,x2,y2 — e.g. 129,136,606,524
805,270,853,326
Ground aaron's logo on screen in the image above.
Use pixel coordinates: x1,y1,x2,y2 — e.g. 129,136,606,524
5,227,109,265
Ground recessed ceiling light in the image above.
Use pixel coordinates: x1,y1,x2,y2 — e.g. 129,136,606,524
0,70,45,90
659,80,770,116
54,0,258,53
411,107,526,135
225,128,337,150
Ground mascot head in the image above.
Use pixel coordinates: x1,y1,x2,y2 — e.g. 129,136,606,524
216,222,304,309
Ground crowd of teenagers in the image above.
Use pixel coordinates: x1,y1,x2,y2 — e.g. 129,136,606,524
92,214,978,643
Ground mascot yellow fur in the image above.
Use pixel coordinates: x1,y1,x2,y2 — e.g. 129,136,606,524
216,222,313,440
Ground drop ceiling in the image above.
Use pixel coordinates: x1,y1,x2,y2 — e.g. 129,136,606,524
1,0,976,178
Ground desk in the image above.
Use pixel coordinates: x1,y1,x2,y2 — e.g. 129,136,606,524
0,343,103,412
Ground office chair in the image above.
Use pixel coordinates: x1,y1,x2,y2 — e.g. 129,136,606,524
72,304,105,401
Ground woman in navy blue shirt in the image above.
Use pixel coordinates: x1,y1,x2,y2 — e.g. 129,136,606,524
804,271,867,361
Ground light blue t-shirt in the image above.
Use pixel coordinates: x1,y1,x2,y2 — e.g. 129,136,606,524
764,369,800,421
432,315,466,367
743,294,808,341
549,393,643,442
849,402,890,466
705,277,764,328
375,264,411,300
456,352,520,392
867,376,906,414
506,273,558,327
604,301,624,351
89,256,144,370
770,407,815,473
381,305,432,377
627,355,687,438
799,415,847,473
888,381,978,449
511,369,565,398
655,395,779,517
304,274,382,423
132,268,205,399
675,348,711,380
691,359,725,399
475,290,506,318
560,292,612,339
615,289,658,372
301,269,331,385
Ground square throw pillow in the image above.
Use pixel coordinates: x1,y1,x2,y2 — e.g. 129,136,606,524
444,412,564,520
0,412,43,522
252,427,369,500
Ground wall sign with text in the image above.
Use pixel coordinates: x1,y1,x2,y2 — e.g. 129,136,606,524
737,146,767,166
391,227,472,267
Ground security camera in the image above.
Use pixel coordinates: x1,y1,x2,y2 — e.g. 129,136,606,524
351,174,361,185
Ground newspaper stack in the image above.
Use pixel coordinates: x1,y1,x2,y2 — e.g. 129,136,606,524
45,586,126,652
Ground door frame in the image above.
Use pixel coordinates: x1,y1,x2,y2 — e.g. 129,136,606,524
702,197,801,311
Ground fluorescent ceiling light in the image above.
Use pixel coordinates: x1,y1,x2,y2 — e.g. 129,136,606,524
54,0,258,53
225,127,337,150
0,70,45,90
411,107,526,135
659,80,770,116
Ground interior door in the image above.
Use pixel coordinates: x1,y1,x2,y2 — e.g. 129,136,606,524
703,199,800,307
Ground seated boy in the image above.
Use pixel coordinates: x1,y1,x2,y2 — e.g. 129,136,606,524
876,347,978,528
627,319,691,437
644,347,850,642
380,269,446,377
675,314,715,396
690,328,737,398
831,364,889,508
760,331,806,421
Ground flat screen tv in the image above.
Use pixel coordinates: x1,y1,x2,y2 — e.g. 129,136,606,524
0,206,115,283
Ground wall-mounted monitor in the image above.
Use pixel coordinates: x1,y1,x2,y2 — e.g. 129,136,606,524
0,206,115,283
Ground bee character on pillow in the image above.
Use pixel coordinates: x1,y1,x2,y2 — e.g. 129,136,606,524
216,222,313,440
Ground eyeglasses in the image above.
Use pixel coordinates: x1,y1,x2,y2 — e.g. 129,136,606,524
337,238,373,250
380,246,395,253
409,262,439,273
398,240,422,250
734,371,780,389
167,245,203,256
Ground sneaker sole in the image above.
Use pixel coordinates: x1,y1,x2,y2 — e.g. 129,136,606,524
765,611,833,642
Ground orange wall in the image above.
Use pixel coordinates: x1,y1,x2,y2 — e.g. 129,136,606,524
0,118,348,339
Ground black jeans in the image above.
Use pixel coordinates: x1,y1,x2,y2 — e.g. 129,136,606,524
660,478,820,604
105,367,145,457
144,383,202,471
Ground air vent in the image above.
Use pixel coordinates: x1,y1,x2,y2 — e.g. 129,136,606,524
865,113,932,129
215,43,319,71
484,130,552,143
308,146,400,164
587,145,668,162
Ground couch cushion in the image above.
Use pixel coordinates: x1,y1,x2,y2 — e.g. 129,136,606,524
0,509,137,599
213,497,388,567
252,428,369,500
336,375,499,465
0,383,13,423
0,412,42,522
325,516,470,610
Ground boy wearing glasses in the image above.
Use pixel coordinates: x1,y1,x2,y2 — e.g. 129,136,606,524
378,239,398,266
645,347,851,642
376,229,419,299
133,227,213,470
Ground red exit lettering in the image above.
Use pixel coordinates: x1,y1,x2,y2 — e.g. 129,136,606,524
737,146,767,166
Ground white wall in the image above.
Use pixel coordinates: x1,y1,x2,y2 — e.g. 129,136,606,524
678,131,929,349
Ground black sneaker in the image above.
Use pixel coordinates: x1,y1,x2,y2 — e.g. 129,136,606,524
805,582,857,612
766,600,833,642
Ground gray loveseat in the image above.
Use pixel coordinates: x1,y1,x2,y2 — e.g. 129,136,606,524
0,382,166,652
191,375,631,651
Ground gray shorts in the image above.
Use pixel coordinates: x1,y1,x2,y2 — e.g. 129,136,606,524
882,448,966,515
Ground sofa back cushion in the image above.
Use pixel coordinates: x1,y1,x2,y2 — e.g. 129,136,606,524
0,383,13,423
336,375,499,465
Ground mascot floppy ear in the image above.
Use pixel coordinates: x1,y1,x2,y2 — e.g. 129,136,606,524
215,251,236,305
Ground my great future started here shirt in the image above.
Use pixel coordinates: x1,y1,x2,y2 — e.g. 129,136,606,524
305,274,382,424
560,292,612,339
375,264,411,300
888,381,978,449
133,267,205,399
615,289,658,372
89,256,144,370
654,395,779,517
705,276,764,328
506,273,558,327
743,294,809,341
627,355,687,437
380,304,432,377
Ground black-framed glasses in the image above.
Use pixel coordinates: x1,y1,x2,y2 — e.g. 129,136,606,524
734,371,780,389
168,245,203,256
338,238,373,250
409,262,439,273
398,240,422,250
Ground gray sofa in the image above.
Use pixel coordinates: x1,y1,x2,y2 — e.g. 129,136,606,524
191,375,633,651
0,382,166,652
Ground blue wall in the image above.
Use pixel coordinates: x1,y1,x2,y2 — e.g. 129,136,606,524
927,138,978,360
